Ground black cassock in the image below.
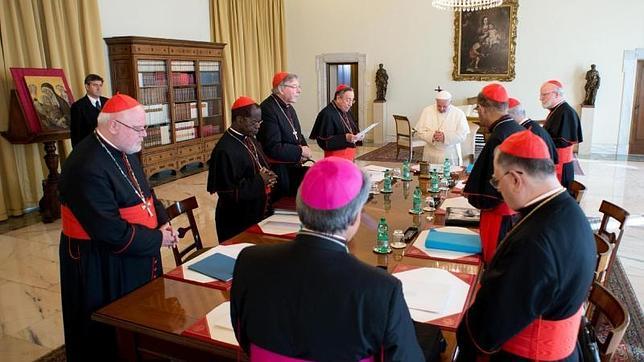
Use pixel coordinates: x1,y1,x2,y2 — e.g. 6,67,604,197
231,231,424,361
59,134,168,362
258,94,308,199
309,102,360,153
207,130,270,242
463,116,524,262
456,191,596,361
522,119,559,165
544,101,582,190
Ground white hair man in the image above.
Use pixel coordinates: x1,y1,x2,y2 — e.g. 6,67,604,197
414,90,469,165
539,80,582,191
59,94,177,361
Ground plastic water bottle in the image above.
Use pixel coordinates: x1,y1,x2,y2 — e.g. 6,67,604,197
412,186,422,213
383,169,393,192
376,217,390,253
430,170,440,193
443,158,451,180
401,160,411,180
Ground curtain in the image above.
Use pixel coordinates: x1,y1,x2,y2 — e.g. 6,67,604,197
210,0,287,117
0,0,107,221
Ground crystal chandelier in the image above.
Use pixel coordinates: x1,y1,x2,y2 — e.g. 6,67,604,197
432,0,503,11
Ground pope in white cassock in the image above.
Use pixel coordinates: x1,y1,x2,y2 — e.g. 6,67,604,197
414,90,469,165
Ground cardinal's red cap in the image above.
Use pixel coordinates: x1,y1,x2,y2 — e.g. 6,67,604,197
231,96,256,110
498,130,550,159
481,83,508,103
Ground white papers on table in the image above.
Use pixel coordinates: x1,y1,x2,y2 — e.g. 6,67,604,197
273,209,298,216
363,164,390,183
394,267,470,323
411,228,478,260
257,214,300,235
429,164,464,173
440,196,477,211
355,122,379,141
454,180,467,192
181,243,254,283
205,302,238,346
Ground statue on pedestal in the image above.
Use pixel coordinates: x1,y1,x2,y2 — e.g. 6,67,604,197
583,64,600,106
375,64,388,102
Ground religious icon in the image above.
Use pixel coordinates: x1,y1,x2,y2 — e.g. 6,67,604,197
452,0,518,81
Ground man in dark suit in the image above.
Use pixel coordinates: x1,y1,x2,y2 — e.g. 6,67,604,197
231,157,424,361
70,74,109,146
257,72,312,200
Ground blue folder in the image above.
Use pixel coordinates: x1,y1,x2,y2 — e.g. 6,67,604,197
424,229,481,254
187,253,236,281
465,164,474,174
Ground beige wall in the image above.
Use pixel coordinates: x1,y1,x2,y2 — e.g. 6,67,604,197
284,0,644,150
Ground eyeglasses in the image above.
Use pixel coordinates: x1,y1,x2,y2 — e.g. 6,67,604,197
344,98,356,105
539,91,557,98
246,118,263,125
283,84,301,90
114,119,148,133
489,170,523,190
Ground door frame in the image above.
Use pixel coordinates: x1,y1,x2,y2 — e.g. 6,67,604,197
617,48,644,155
315,53,366,131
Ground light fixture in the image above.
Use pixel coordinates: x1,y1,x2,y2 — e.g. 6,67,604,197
432,0,503,12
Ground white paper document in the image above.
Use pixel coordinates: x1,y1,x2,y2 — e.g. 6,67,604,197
355,122,379,141
257,214,301,235
440,196,477,210
429,164,464,173
207,302,238,346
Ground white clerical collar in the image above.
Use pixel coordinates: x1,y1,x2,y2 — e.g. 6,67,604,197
523,186,566,208
228,127,244,137
95,129,119,150
299,228,349,252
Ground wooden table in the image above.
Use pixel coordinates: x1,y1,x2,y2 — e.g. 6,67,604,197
94,163,480,361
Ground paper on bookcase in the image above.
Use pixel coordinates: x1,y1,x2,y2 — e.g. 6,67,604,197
257,214,300,235
181,243,254,283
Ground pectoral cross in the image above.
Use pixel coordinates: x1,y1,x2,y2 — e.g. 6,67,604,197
142,200,153,216
293,130,298,141
434,86,443,92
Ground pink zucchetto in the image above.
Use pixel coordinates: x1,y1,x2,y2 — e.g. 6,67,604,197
300,157,363,210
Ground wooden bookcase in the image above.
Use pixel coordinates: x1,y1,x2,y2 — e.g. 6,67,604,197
104,36,226,179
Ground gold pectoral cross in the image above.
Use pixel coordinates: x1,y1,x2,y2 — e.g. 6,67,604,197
293,130,298,140
142,200,153,216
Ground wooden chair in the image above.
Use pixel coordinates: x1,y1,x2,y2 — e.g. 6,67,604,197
585,282,630,361
595,200,629,280
393,115,425,162
593,233,612,284
569,180,586,204
165,196,204,266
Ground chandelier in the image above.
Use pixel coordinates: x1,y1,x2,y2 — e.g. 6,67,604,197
432,0,503,11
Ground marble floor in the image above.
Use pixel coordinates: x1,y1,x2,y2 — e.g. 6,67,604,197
0,145,643,361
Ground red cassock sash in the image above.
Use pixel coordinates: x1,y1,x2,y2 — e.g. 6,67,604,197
501,307,583,361
479,202,516,264
324,147,357,161
62,197,158,240
555,145,574,182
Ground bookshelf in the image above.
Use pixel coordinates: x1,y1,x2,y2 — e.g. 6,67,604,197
105,36,226,179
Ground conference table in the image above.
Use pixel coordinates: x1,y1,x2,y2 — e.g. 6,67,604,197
93,161,481,361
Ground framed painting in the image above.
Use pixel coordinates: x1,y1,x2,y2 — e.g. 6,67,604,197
10,67,75,134
452,0,518,81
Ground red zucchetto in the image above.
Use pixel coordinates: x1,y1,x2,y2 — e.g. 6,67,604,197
481,83,508,103
101,93,140,113
508,97,520,109
272,72,289,88
498,130,550,160
231,96,256,110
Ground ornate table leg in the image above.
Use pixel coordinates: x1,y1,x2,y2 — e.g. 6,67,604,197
39,141,61,223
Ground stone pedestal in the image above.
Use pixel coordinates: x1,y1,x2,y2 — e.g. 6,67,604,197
372,101,387,144
579,105,595,156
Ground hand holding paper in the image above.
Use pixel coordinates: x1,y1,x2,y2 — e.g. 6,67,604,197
355,122,379,141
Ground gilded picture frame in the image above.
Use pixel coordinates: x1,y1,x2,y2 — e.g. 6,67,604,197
452,1,518,81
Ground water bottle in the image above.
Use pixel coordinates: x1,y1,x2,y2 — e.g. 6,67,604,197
383,169,393,192
412,186,422,213
375,217,390,253
430,170,440,193
443,158,451,180
401,160,411,180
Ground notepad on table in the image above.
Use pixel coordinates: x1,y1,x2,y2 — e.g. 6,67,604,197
425,228,481,254
187,253,236,281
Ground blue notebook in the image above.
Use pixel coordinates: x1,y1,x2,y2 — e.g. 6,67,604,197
187,253,236,281
465,164,474,174
425,229,481,254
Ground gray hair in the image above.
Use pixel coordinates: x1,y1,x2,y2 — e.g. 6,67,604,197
508,105,526,120
272,73,299,94
296,169,371,234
